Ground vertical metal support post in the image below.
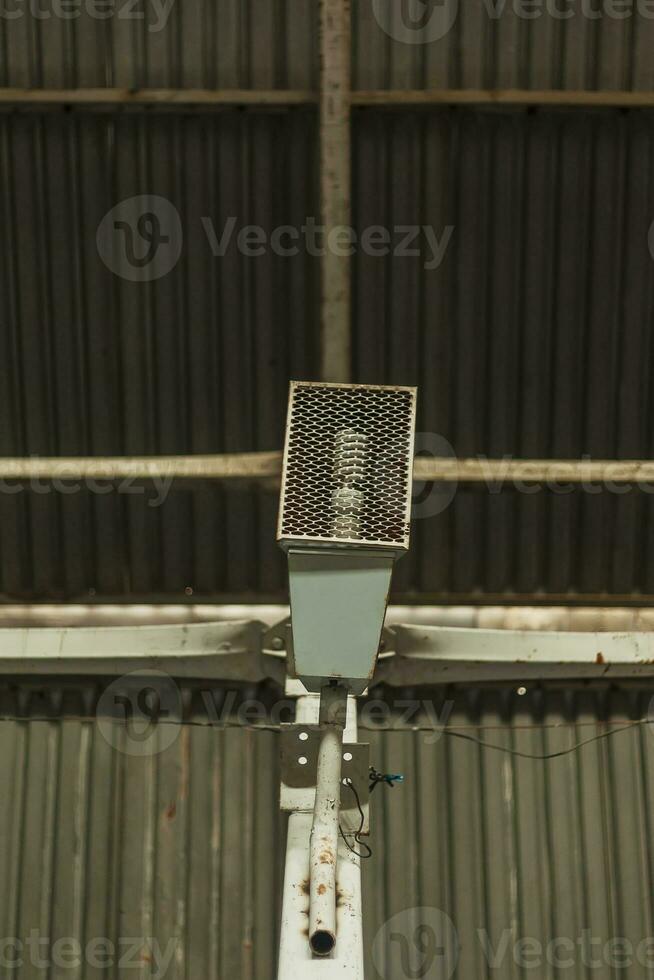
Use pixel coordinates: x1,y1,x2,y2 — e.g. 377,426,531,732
319,0,352,382
277,689,365,979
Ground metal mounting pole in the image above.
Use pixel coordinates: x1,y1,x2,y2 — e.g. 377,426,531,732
309,684,349,955
277,685,365,978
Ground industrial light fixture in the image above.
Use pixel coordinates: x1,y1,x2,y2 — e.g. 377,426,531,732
277,381,417,961
278,380,417,695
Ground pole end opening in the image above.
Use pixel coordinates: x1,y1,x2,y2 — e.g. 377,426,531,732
310,930,336,956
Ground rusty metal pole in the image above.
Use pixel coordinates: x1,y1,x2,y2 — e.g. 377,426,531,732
319,0,351,382
308,683,349,954
277,687,364,978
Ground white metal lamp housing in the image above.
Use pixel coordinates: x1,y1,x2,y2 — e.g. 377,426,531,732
277,381,417,694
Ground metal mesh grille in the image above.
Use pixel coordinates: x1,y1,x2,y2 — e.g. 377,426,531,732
278,382,416,549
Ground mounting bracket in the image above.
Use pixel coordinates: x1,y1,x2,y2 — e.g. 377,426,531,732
280,723,370,835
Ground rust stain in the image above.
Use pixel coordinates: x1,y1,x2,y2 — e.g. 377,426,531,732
300,880,310,896
179,726,190,801
165,801,177,821
336,888,347,909
317,884,327,895
319,851,335,865
596,652,606,664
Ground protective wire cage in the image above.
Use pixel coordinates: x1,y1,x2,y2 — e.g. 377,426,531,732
277,382,417,552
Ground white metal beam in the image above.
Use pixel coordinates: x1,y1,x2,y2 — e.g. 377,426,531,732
379,625,654,685
3,619,654,686
0,621,283,683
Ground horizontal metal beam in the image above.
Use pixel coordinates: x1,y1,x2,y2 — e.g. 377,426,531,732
2,454,654,485
413,458,654,483
378,624,654,685
0,88,316,107
351,88,654,108
2,617,654,686
0,452,280,480
0,620,284,683
5,604,654,631
1,88,653,110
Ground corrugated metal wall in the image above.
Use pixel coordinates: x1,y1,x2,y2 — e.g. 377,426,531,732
0,109,317,599
1,679,653,979
352,0,654,91
0,0,317,89
3,106,654,600
355,106,654,600
3,0,654,93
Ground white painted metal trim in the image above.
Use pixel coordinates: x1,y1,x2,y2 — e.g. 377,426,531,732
3,619,654,686
382,625,654,684
0,621,283,683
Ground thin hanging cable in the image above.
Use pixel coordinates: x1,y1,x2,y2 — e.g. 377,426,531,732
0,715,650,760
339,777,372,860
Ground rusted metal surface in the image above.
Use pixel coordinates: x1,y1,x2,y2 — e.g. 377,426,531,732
278,688,364,977
319,0,352,382
377,624,654,686
308,685,348,955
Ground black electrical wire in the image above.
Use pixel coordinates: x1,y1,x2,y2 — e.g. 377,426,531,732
0,715,651,761
339,777,372,860
372,718,654,762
